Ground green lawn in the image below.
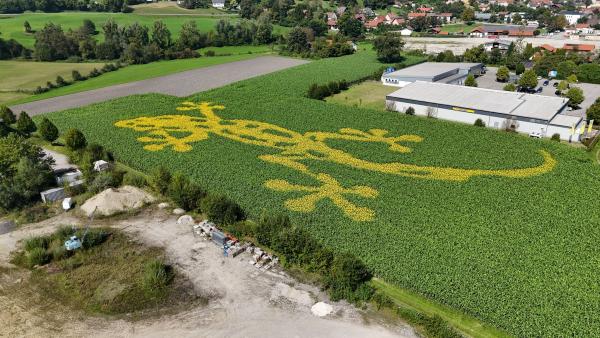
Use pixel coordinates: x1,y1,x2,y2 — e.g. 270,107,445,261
7,53,263,105
40,51,600,337
0,12,231,49
326,80,398,111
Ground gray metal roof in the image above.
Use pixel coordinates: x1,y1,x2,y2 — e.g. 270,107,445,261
387,81,568,121
549,114,582,127
384,62,482,79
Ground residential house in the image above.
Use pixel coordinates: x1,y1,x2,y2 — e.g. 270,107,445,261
540,44,557,52
428,12,453,23
408,12,427,19
212,0,225,8
576,23,595,34
417,6,433,12
365,15,386,29
497,0,513,7
400,27,414,36
528,0,552,8
475,12,492,21
560,11,585,25
336,6,347,17
327,18,338,30
483,39,512,51
326,12,337,21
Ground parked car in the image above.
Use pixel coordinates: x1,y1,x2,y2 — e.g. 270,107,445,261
555,90,562,96
553,82,558,87
543,80,550,86
536,87,543,93
529,131,542,138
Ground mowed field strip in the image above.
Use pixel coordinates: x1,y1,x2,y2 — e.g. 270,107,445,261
10,56,308,115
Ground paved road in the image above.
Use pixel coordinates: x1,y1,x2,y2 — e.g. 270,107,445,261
10,56,309,116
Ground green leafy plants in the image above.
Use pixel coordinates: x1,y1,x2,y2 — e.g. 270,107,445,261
40,51,600,337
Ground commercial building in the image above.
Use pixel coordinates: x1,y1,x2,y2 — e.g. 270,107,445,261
381,62,485,87
385,81,583,141
469,24,536,37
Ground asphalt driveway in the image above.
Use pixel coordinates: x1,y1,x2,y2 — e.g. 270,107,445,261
10,56,309,116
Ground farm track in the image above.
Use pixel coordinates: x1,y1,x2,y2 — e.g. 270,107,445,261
9,56,309,116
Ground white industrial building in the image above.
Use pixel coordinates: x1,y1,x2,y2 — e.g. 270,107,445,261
381,62,485,87
386,81,584,141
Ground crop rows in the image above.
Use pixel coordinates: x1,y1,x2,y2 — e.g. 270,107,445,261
45,50,600,337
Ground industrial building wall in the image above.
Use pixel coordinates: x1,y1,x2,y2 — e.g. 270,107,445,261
386,99,578,141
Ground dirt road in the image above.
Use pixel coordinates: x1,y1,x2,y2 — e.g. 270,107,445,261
0,208,416,338
9,56,309,116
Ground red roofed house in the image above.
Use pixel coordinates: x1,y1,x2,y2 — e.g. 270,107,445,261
428,12,453,23
417,6,433,12
563,43,595,52
408,12,427,19
540,44,557,52
575,23,594,34
327,19,338,30
365,15,386,29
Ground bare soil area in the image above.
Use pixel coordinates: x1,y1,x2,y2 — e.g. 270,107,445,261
0,207,417,338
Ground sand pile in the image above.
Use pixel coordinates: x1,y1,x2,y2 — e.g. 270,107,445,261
271,283,313,307
311,302,333,317
81,186,156,217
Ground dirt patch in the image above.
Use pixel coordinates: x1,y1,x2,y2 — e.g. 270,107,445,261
0,208,417,338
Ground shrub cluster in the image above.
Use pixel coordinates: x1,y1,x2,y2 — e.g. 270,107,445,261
306,80,349,100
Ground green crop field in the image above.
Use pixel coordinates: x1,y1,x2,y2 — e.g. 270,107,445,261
7,53,263,105
326,80,398,111
42,51,600,337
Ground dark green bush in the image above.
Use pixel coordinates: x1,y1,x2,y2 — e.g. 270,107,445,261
72,70,84,81
551,133,561,142
39,117,59,142
168,172,204,210
27,247,50,267
82,229,108,249
64,128,87,150
405,107,415,115
200,193,245,224
474,118,485,127
151,166,171,195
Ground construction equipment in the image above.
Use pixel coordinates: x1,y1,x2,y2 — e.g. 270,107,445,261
64,207,96,251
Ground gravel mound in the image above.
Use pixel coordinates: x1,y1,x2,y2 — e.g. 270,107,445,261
80,186,156,217
311,302,334,317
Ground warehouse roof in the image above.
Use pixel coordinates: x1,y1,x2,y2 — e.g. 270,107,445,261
387,81,569,121
384,62,482,79
549,114,582,127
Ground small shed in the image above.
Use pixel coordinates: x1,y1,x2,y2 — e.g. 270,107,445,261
211,230,228,246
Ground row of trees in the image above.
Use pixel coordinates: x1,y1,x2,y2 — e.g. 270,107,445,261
32,18,274,63
0,0,142,14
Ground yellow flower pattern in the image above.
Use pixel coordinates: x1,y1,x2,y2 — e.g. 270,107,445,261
115,101,556,221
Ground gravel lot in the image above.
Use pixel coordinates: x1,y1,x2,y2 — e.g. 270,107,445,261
477,67,600,119
10,56,309,116
405,36,600,54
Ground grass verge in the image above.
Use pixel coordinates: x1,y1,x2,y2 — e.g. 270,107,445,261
372,279,510,338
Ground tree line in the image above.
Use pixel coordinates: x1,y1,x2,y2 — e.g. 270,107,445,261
0,0,143,14
28,18,274,63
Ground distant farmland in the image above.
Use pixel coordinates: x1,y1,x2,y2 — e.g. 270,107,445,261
44,50,600,337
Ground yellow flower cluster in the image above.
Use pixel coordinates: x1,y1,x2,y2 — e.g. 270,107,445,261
115,101,557,221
